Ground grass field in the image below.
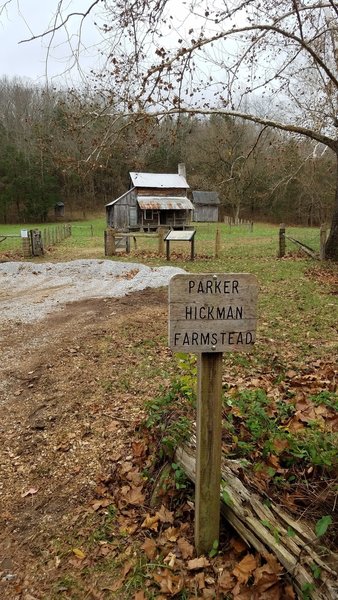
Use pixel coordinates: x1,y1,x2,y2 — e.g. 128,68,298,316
0,217,323,259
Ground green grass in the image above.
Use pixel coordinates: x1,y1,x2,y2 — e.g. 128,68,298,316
223,388,338,471
1,218,337,361
0,218,323,260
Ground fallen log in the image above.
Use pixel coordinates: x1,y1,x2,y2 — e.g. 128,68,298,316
175,440,338,600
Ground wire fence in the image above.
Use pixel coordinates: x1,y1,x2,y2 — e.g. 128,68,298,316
278,224,330,259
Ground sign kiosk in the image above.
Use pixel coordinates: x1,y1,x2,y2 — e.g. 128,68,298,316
165,229,196,261
169,273,258,554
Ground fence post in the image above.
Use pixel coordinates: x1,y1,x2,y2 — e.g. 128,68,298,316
278,223,286,258
320,224,327,260
105,228,116,256
22,231,32,258
126,236,131,254
31,229,44,256
158,227,165,256
215,228,221,258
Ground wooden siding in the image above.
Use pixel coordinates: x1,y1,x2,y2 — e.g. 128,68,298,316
194,206,219,222
137,187,186,197
107,187,192,231
106,190,137,230
141,209,192,230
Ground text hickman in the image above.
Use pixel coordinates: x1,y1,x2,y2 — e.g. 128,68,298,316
185,305,243,320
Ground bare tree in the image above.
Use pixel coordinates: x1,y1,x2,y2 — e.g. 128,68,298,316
2,0,338,257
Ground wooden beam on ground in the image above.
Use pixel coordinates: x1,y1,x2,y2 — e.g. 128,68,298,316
285,235,317,259
175,442,338,600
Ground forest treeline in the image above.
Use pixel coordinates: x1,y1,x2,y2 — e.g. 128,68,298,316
0,78,335,224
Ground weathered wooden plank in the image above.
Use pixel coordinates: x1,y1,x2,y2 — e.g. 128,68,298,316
175,442,338,600
169,273,258,353
286,235,317,258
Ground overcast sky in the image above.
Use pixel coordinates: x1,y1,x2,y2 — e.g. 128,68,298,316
0,0,104,84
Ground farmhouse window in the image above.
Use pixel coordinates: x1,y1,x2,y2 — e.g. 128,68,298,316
145,209,153,220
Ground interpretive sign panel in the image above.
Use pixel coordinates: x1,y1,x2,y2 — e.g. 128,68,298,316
169,273,258,353
165,230,196,241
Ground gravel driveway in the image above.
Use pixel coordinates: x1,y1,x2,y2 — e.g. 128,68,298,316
0,259,185,323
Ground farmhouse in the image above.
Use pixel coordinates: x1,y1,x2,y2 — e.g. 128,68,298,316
192,191,220,222
106,164,194,231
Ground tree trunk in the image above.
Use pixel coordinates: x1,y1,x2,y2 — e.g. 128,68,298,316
325,152,338,260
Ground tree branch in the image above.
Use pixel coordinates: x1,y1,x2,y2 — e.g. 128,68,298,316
119,107,338,151
18,0,101,44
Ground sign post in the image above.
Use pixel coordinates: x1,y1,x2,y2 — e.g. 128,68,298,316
169,273,258,554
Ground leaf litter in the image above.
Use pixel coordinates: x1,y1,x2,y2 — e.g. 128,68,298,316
0,275,336,598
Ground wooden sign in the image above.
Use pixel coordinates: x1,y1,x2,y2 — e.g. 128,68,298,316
168,272,259,555
169,273,258,353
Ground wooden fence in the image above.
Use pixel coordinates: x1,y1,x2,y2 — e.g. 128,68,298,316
278,223,329,260
104,227,226,260
104,228,167,257
41,224,72,251
224,216,254,231
0,224,72,258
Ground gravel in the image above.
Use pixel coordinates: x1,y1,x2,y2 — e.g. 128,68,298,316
0,259,186,323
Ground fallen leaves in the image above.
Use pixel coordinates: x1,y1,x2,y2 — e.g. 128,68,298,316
141,537,157,559
141,513,160,531
91,498,113,511
141,505,174,531
123,485,145,506
2,285,320,600
72,548,86,560
187,556,210,570
153,569,185,595
232,553,257,584
21,487,38,498
157,505,174,524
177,536,194,559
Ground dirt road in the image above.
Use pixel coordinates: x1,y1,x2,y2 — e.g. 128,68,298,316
0,261,178,599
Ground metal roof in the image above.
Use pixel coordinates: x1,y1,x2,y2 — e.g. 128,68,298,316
105,189,136,207
192,191,220,205
130,172,189,189
137,196,194,210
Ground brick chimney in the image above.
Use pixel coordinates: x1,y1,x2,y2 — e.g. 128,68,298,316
178,163,186,179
